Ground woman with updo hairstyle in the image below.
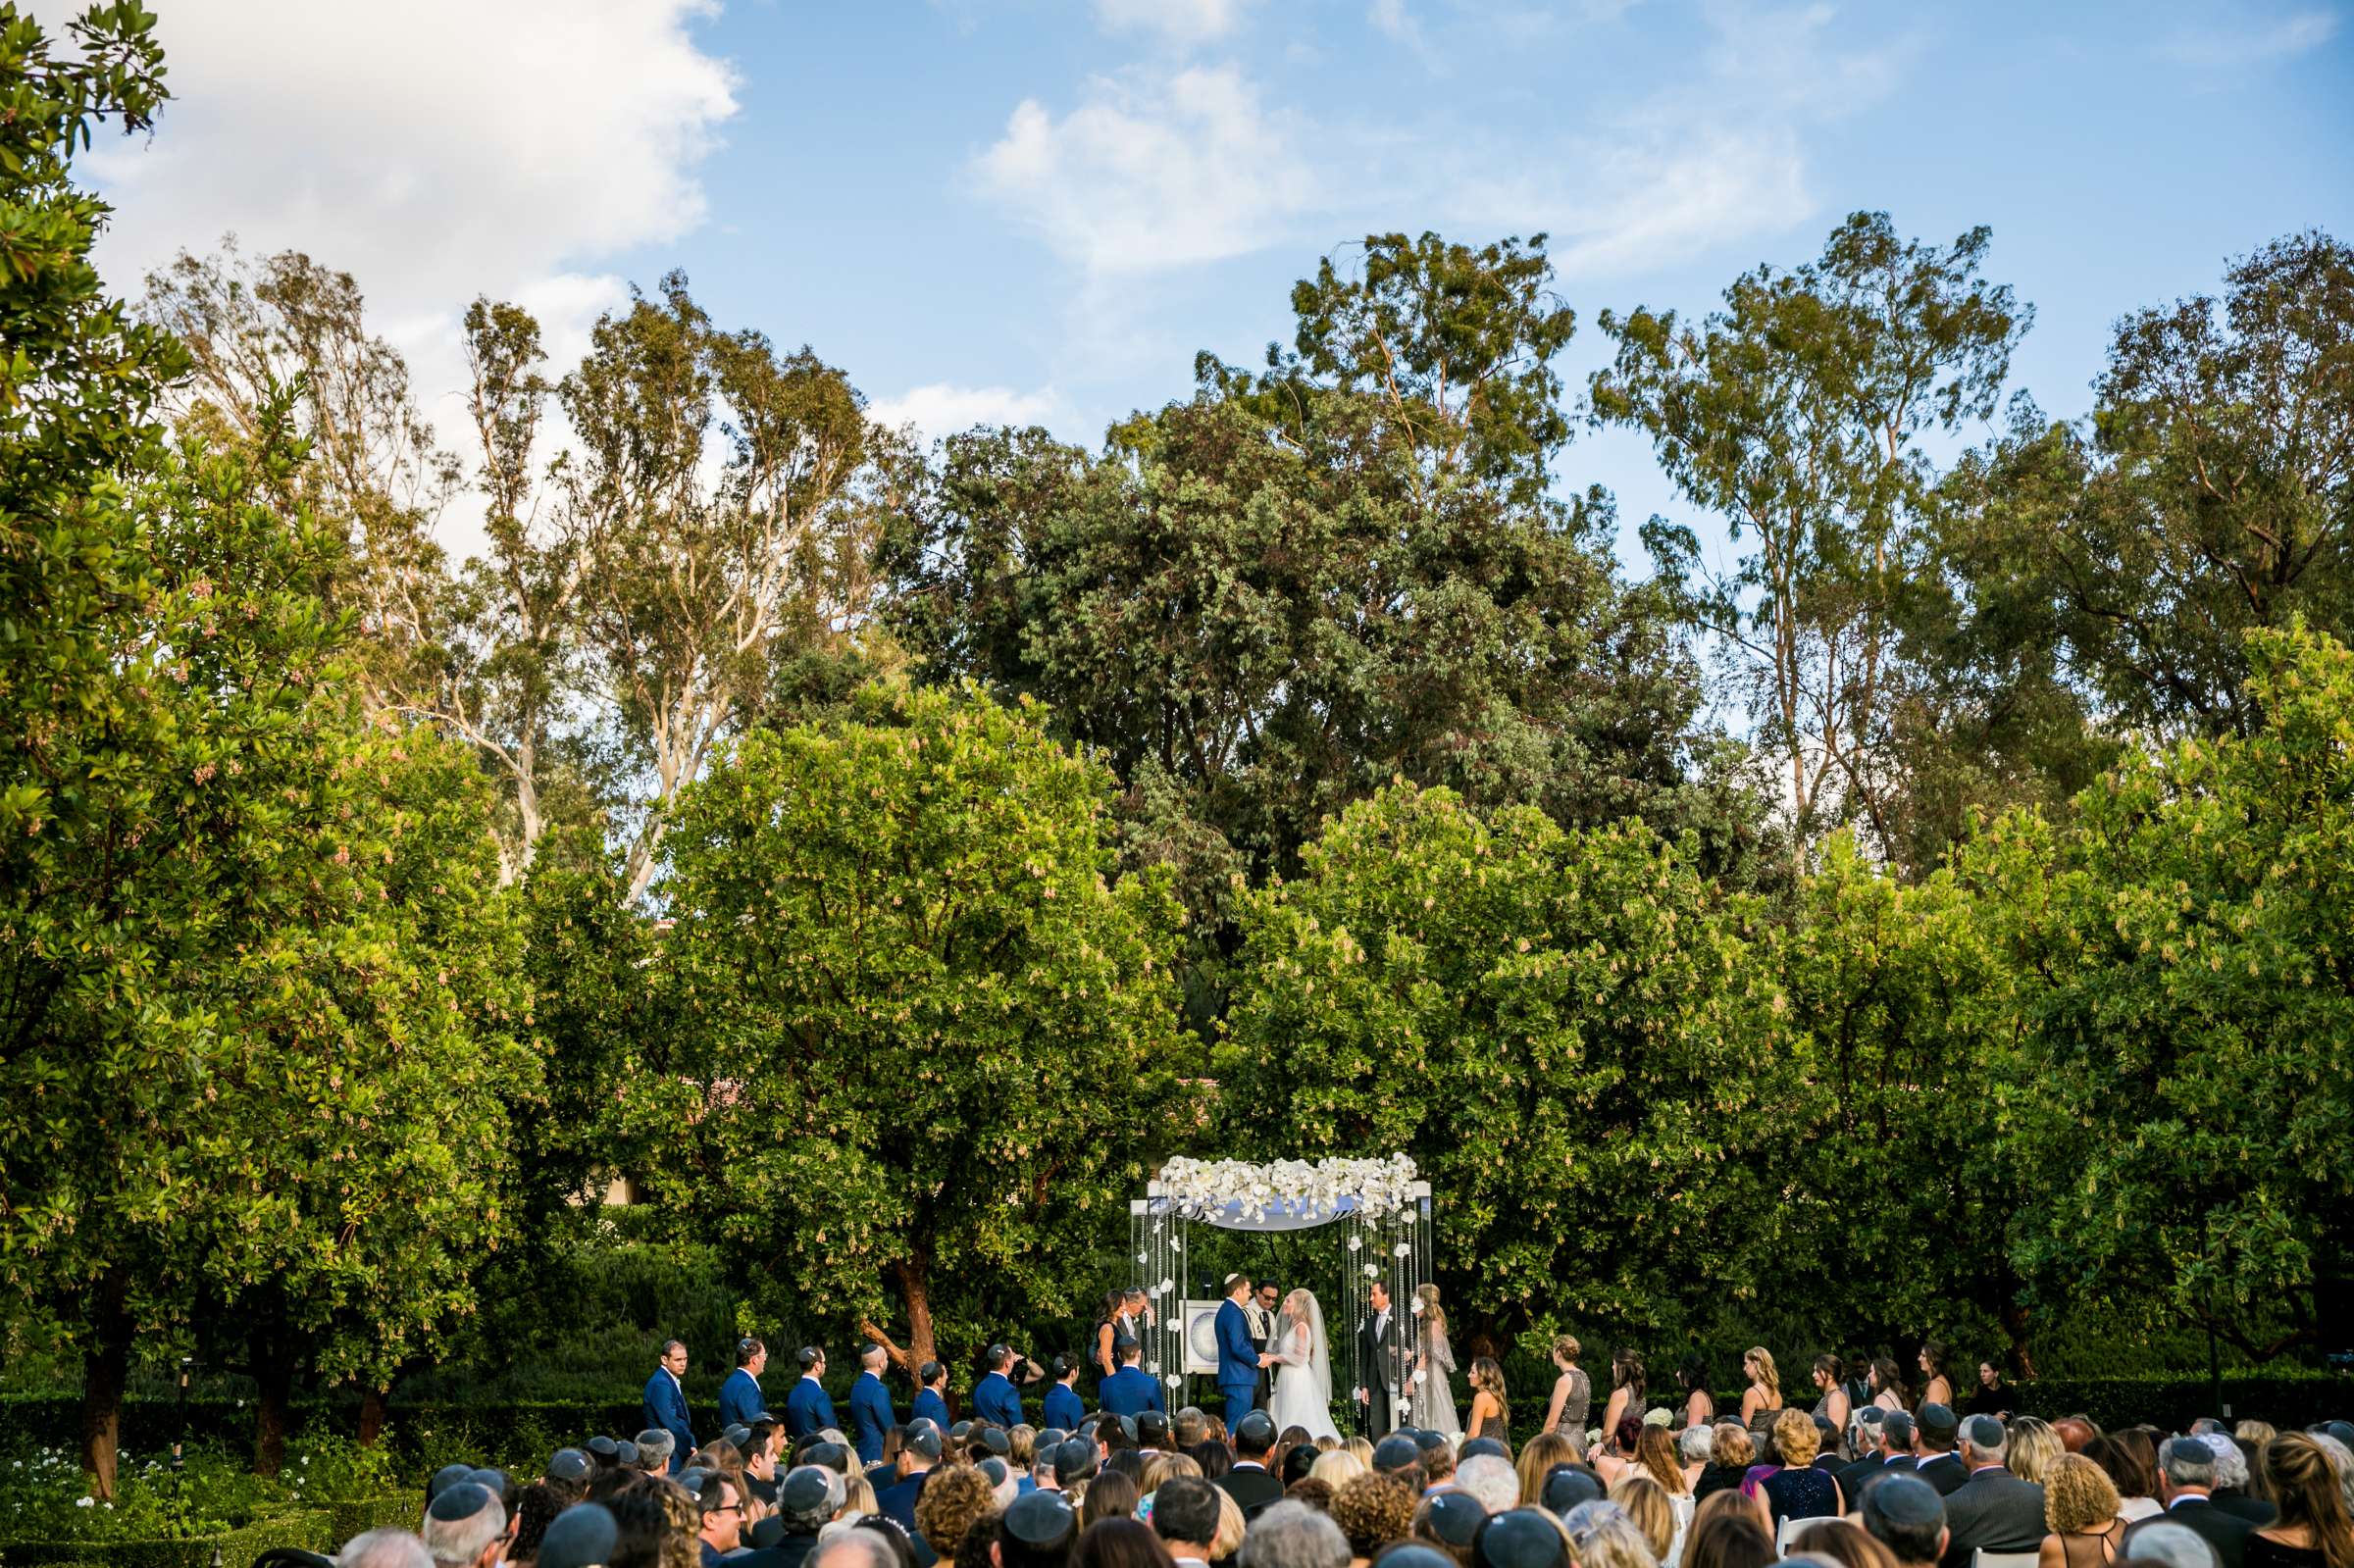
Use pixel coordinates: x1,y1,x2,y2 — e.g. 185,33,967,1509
1543,1337,1594,1455
1695,1424,1754,1503
1754,1408,1841,1527
2036,1452,2126,1568
1329,1474,1421,1568
1738,1349,1780,1426
1868,1357,1910,1414
2249,1434,2354,1568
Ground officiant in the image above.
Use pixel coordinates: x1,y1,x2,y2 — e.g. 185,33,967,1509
1248,1281,1280,1410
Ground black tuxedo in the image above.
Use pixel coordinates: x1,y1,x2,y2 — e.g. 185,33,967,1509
1938,1466,2047,1568
1356,1307,1406,1435
2126,1498,2259,1568
2213,1493,2279,1528
1915,1452,1969,1496
1840,1451,1914,1508
1217,1463,1284,1521
1248,1301,1277,1408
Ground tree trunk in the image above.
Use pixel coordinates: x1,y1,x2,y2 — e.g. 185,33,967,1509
251,1318,292,1478
79,1271,132,1501
2000,1300,2037,1383
892,1251,941,1408
358,1384,389,1449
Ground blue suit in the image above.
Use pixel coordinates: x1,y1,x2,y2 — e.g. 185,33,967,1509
849,1371,896,1463
972,1370,1023,1428
913,1387,950,1428
718,1367,767,1429
1043,1382,1085,1432
1214,1298,1260,1428
785,1374,839,1439
642,1368,695,1473
1099,1365,1164,1419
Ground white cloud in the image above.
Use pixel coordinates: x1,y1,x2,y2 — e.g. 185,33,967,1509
1369,0,1423,45
868,382,1067,442
971,65,1311,277
1095,0,1254,47
67,0,738,557
2159,7,2338,66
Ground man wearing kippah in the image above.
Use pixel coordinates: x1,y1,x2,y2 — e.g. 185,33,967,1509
1936,1414,2046,1568
787,1347,839,1440
722,1338,770,1430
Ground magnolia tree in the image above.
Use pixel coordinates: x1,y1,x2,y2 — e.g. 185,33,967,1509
652,684,1192,1377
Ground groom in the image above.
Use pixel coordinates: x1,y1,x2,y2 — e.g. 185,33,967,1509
1214,1273,1273,1429
1353,1280,1405,1437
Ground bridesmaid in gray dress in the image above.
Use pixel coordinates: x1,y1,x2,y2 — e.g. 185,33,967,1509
1410,1284,1461,1437
1544,1334,1594,1456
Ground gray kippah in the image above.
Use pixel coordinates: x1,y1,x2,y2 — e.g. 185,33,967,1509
1965,1415,2006,1449
537,1503,618,1568
1868,1474,1946,1529
428,1482,495,1523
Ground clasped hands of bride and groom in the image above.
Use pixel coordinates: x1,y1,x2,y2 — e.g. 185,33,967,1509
1213,1274,1345,1442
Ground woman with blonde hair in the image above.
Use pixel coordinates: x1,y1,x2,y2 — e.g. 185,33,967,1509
1753,1408,1842,1527
1411,1284,1463,1438
1347,1436,1375,1468
1311,1449,1369,1489
1739,1349,1781,1425
2249,1434,2354,1568
2036,1453,2126,1568
1209,1488,1248,1565
1695,1424,1753,1503
1544,1336,1594,1455
1515,1431,1579,1506
1611,1474,1682,1565
2010,1418,2066,1486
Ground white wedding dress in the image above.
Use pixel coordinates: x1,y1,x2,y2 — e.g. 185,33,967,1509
1266,1294,1342,1442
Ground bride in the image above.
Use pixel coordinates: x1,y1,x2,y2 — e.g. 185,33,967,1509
1265,1288,1342,1442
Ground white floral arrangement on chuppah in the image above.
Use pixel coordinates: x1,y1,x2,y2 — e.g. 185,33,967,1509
1154,1154,1420,1223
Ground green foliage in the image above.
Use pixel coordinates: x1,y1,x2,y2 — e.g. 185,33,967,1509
1962,619,2354,1359
652,683,1192,1366
1219,784,1788,1344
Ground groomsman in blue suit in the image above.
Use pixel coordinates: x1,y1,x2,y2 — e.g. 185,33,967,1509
1215,1275,1271,1430
849,1343,896,1464
785,1346,839,1439
912,1360,951,1428
640,1339,695,1474
719,1338,770,1429
1043,1355,1086,1432
973,1344,1026,1428
1099,1342,1163,1419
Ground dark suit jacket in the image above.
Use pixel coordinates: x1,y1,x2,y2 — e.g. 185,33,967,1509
2125,1498,2260,1568
913,1388,951,1428
1217,1463,1285,1520
850,1372,896,1463
1356,1309,1405,1434
1939,1466,2047,1568
1100,1365,1165,1418
1840,1452,1912,1508
1043,1382,1087,1432
974,1371,1024,1428
786,1375,839,1439
2213,1493,2279,1528
1915,1452,1969,1496
878,1468,932,1533
641,1369,695,1473
719,1368,769,1429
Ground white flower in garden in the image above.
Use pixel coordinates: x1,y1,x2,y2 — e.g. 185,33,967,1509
77,1496,93,1508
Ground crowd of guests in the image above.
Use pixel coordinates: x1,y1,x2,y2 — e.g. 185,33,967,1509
316,1348,2354,1568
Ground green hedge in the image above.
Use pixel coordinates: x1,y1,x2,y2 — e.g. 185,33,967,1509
0,1507,333,1568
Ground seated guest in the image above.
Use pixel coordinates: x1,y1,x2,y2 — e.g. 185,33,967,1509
2125,1438,2262,1568
1914,1407,1967,1497
998,1492,1080,1568
2131,1523,2228,1568
1151,1477,1222,1568
1787,1518,1902,1568
1694,1425,1753,1503
2086,1436,2163,1524
1678,1427,1714,1494
1754,1408,1843,1526
914,1467,998,1567
2245,1434,2353,1568
2199,1436,2278,1528
2038,1453,2127,1568
695,1472,748,1567
1511,1435,1577,1509
1863,1476,1951,1568
2011,1420,2068,1488
1240,1502,1353,1568
1607,1476,1678,1564
1219,1415,1284,1521
1412,1489,1486,1568
1084,1472,1143,1531
1845,1412,1919,1509
425,1483,508,1568
1330,1475,1420,1568
1560,1499,1654,1568
1100,1345,1165,1421
1076,1517,1176,1568
1940,1414,2048,1568
1453,1457,1518,1518
1685,1493,1777,1568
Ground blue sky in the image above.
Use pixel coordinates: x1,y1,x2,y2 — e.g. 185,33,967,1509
77,0,2354,573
